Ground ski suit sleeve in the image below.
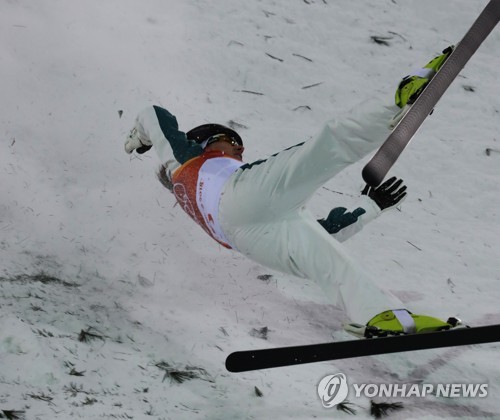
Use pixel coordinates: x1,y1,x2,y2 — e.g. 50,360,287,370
135,105,203,165
317,195,381,243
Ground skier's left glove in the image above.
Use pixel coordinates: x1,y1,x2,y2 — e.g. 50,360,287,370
362,176,407,211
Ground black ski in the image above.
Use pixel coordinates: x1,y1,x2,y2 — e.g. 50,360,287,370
362,0,500,187
226,324,500,372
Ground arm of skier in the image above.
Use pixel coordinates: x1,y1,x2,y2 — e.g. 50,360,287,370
125,105,203,165
318,177,407,242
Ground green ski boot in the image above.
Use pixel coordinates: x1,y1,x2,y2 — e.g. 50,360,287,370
395,46,454,108
345,309,464,338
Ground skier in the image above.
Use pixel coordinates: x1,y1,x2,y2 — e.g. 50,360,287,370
125,48,460,337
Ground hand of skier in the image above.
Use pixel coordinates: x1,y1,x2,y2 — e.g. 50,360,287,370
124,124,152,154
362,176,407,211
317,207,366,235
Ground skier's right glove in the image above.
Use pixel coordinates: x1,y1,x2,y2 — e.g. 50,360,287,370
124,123,153,154
395,45,454,108
362,176,407,211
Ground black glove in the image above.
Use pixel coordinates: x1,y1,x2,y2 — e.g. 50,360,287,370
317,207,366,235
361,177,407,211
136,144,153,154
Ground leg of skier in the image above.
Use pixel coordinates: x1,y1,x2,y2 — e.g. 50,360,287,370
230,208,401,324
223,97,397,221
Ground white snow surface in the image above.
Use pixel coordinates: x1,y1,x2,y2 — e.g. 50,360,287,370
1,0,500,419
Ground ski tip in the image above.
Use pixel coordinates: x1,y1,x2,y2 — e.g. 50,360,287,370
225,352,244,373
362,164,384,187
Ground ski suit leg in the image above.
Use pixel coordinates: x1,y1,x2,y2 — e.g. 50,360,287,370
220,98,403,323
225,208,401,323
222,98,399,222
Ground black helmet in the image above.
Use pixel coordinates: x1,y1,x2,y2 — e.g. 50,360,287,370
186,123,243,147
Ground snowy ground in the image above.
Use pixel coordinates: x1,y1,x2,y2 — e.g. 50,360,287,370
1,0,500,419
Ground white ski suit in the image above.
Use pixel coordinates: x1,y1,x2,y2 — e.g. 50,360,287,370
132,98,404,323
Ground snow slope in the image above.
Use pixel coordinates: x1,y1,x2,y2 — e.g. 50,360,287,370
1,0,499,418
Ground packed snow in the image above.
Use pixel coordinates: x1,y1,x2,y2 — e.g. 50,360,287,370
1,0,499,419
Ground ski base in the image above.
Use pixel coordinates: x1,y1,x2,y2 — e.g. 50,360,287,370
225,324,500,372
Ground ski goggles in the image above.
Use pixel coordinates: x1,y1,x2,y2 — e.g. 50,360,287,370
202,133,241,149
